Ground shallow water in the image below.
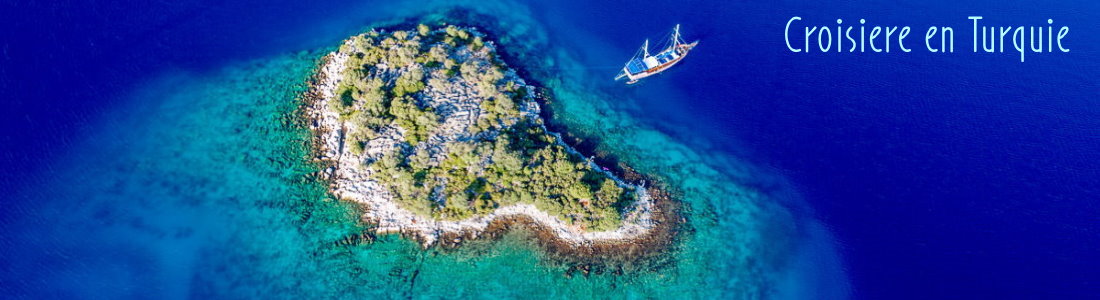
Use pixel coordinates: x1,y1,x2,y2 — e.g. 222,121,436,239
5,28,839,300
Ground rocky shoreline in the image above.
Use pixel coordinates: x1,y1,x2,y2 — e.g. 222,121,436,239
302,26,680,260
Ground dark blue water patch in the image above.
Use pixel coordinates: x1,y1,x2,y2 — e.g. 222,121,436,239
538,0,1100,298
631,1,1100,299
0,0,382,192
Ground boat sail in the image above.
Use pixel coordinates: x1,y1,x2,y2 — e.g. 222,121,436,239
615,24,699,84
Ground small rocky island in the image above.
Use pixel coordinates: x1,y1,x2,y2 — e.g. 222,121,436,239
305,24,675,254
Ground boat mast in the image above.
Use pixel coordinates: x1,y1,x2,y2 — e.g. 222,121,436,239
642,39,650,57
672,24,681,47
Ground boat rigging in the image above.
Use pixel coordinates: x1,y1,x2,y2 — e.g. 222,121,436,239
615,24,699,84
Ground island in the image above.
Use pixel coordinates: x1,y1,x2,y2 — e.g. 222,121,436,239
304,24,678,260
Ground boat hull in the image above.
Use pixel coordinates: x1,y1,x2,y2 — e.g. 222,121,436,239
620,41,698,84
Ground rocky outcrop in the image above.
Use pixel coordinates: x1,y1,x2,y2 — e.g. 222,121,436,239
303,26,677,254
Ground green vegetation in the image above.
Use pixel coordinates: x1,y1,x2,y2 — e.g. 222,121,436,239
332,25,633,231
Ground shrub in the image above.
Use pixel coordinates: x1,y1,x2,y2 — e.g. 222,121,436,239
393,30,409,41
471,36,484,50
392,68,425,97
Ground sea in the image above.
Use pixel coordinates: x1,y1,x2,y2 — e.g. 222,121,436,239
1,0,1097,299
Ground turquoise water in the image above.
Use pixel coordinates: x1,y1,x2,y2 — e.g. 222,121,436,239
4,1,847,298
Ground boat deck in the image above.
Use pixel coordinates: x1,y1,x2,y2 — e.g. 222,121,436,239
625,49,681,76
626,58,648,74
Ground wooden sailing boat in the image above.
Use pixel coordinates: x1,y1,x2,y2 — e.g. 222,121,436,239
615,24,699,84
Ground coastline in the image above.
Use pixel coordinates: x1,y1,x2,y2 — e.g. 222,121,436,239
301,29,682,261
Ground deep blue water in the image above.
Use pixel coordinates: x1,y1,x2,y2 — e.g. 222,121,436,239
3,0,1099,298
565,1,1100,298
